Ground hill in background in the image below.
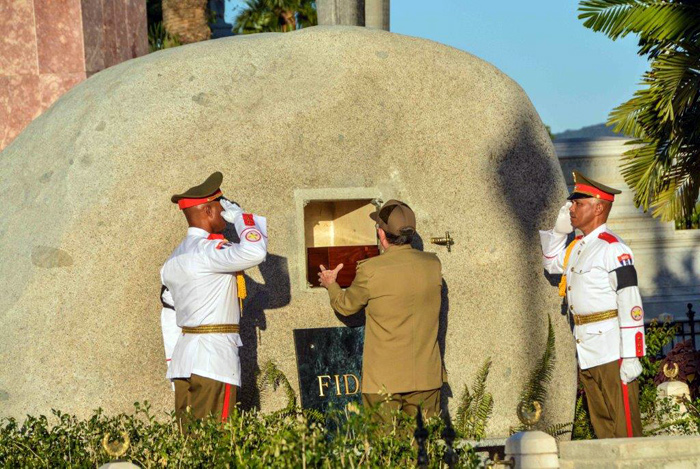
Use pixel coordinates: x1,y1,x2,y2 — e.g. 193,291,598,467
553,122,628,140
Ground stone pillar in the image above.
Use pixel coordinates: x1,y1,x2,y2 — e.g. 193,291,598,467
317,0,365,26
657,380,691,414
505,430,560,469
0,0,148,151
365,0,389,30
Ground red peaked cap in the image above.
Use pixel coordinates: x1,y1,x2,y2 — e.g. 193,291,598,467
171,172,224,210
567,171,621,202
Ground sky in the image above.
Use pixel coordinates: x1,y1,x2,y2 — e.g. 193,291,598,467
390,1,649,134
224,0,650,134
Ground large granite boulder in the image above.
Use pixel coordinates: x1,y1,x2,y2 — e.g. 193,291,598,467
0,26,575,436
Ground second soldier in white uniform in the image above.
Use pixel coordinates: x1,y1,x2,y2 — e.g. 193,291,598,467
540,172,646,438
160,172,267,425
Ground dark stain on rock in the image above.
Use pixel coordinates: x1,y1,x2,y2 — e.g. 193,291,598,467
40,171,53,183
0,389,8,401
31,246,74,268
81,155,93,166
95,121,106,131
189,76,196,82
192,92,212,106
69,159,74,165
376,51,389,59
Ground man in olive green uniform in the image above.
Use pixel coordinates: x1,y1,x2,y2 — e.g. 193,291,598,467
318,200,443,422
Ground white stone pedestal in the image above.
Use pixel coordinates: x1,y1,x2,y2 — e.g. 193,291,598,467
506,430,560,469
98,462,139,469
658,380,691,414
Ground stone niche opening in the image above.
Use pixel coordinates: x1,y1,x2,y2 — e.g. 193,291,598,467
304,199,380,288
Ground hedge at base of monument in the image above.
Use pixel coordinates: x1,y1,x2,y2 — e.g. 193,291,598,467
0,403,482,468
0,25,575,437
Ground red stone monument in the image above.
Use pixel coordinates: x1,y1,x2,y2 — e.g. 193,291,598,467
0,0,148,151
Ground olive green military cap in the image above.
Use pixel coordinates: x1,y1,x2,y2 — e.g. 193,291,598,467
171,171,224,209
568,171,621,202
370,199,416,236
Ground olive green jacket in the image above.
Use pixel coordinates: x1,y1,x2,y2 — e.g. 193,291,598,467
327,244,443,394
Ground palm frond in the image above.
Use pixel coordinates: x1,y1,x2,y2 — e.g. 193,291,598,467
572,394,596,440
455,358,494,441
512,315,556,433
579,1,700,43
582,0,700,224
520,315,556,409
544,422,573,439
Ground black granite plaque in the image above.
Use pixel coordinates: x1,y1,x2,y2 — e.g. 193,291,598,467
293,327,364,412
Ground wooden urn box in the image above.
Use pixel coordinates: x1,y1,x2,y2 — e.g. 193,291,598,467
304,199,380,288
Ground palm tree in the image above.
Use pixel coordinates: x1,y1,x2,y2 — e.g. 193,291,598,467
579,0,700,226
233,0,317,34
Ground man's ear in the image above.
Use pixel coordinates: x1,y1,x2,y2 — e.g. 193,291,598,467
594,201,604,215
203,204,213,218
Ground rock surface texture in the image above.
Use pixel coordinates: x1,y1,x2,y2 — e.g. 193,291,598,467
0,26,575,437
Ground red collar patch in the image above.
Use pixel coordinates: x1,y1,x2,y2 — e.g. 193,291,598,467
598,232,619,244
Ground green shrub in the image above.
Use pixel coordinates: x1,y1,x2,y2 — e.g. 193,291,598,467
640,319,679,428
644,396,700,436
0,402,480,468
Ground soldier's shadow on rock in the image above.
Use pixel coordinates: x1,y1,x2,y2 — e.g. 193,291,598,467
496,122,573,431
224,222,291,410
239,254,292,410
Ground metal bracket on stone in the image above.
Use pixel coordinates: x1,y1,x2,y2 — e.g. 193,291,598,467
430,231,455,252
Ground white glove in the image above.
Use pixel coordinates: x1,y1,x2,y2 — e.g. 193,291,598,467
220,199,244,223
553,202,574,235
620,358,643,384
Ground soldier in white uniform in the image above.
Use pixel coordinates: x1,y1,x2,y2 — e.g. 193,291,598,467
160,171,268,425
540,171,646,438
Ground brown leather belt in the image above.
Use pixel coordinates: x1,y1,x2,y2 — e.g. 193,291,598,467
181,324,240,334
573,309,618,326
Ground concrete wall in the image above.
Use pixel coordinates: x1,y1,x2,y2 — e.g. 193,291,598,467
559,435,700,468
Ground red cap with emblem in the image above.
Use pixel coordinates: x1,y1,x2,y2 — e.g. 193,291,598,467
567,171,621,202
171,172,224,210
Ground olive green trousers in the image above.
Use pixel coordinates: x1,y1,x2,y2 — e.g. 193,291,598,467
579,360,642,439
173,374,238,428
362,388,441,424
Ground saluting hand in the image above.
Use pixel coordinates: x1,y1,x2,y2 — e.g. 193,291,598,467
318,264,344,289
554,201,574,235
220,199,244,223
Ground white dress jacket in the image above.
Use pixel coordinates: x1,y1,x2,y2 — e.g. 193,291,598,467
540,223,646,370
